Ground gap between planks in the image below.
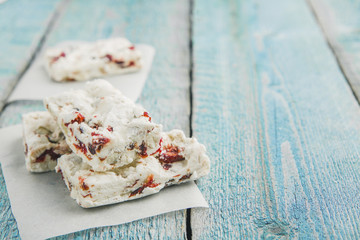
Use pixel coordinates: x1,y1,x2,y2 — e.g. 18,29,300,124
0,0,70,115
305,0,360,105
187,0,194,239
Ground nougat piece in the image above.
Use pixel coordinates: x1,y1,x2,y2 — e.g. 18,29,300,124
56,130,210,208
22,111,72,172
44,79,162,171
44,38,142,82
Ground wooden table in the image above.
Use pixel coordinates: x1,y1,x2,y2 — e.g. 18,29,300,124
1,0,360,239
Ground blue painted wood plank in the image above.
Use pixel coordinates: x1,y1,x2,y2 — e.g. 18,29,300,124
0,101,45,128
0,1,61,238
0,0,191,239
192,0,360,239
0,0,62,110
308,0,360,101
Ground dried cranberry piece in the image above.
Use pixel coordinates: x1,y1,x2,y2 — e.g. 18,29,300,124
162,164,172,170
129,46,135,50
88,144,96,155
79,177,89,190
51,52,66,64
105,54,113,61
128,61,135,67
150,138,163,156
129,174,160,197
35,148,61,163
73,137,87,155
139,141,148,158
93,136,110,146
64,77,75,81
81,182,89,191
107,126,113,132
93,137,110,145
64,112,85,127
115,60,125,65
142,112,152,122
144,174,160,188
87,134,111,154
159,145,185,164
179,173,192,182
35,152,47,162
82,193,92,198
129,186,143,197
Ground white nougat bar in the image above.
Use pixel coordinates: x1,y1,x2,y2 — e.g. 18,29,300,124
22,111,72,172
44,79,163,172
56,130,210,208
44,38,142,82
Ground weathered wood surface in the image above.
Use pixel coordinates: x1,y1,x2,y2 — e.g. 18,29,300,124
0,0,62,111
0,1,61,238
0,0,191,239
3,0,360,239
191,0,360,239
308,0,360,102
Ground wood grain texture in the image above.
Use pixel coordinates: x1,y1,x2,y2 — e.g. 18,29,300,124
0,166,19,240
0,0,191,239
191,0,360,239
0,101,45,128
0,0,62,111
308,0,360,102
0,1,61,238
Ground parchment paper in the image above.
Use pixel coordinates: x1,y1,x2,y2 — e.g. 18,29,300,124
0,125,209,240
8,44,155,102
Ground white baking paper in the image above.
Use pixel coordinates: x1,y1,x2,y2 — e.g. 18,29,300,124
0,125,208,240
8,43,154,102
